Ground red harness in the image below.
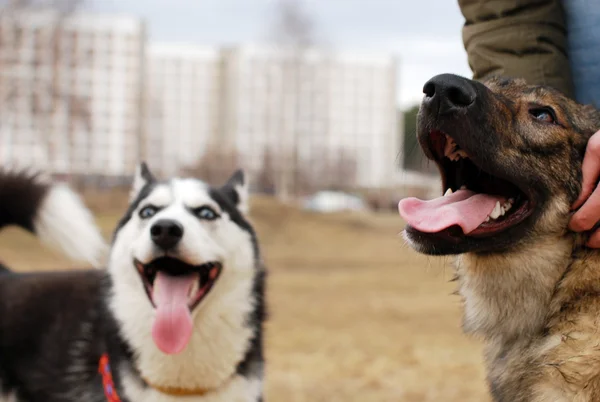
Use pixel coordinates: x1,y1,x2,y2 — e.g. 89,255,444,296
98,354,122,402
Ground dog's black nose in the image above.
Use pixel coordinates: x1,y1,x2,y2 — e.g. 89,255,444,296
422,74,476,115
150,219,184,250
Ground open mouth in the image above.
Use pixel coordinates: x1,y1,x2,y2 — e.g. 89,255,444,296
134,257,222,311
399,130,535,238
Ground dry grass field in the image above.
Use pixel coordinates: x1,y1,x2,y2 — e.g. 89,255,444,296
0,194,490,402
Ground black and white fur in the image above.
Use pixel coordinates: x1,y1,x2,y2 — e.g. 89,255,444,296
0,164,266,402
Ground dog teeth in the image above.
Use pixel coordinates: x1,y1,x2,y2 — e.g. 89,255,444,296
444,186,470,197
444,137,456,157
447,150,468,161
189,279,200,300
489,202,502,220
443,136,469,161
486,199,515,222
455,150,468,159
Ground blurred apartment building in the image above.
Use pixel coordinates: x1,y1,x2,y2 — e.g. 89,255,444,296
145,43,222,177
0,10,145,179
0,10,400,189
147,44,399,189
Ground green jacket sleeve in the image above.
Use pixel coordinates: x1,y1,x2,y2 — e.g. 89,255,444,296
458,0,574,98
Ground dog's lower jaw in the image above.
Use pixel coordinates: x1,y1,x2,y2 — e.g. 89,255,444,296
108,259,260,399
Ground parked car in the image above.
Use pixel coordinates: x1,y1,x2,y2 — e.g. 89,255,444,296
303,191,368,213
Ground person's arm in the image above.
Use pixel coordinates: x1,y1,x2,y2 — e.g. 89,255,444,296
458,0,574,98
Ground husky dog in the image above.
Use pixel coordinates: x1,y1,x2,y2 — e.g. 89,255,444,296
0,164,265,402
399,74,600,401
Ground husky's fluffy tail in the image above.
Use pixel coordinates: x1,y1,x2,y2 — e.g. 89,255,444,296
0,169,107,268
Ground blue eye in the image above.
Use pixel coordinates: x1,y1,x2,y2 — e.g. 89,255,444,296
530,108,555,124
139,205,158,219
194,206,219,220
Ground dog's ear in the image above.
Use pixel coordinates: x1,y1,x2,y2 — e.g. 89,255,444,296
222,169,249,215
131,162,155,201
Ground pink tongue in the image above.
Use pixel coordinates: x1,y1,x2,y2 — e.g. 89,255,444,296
398,189,504,234
151,272,197,355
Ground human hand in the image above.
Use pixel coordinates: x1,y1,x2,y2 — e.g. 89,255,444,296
570,130,600,247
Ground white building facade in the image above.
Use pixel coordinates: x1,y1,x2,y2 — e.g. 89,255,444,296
223,45,400,189
147,44,400,189
145,43,223,176
0,10,145,177
0,10,400,190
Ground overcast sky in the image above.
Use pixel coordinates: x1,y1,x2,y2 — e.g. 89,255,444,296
91,0,472,109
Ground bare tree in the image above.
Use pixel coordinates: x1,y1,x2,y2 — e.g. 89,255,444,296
295,147,326,195
327,148,358,191
0,0,91,172
294,146,358,195
269,0,314,49
268,0,316,200
255,146,277,195
181,145,241,186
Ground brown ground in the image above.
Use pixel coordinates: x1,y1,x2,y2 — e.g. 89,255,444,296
0,194,490,402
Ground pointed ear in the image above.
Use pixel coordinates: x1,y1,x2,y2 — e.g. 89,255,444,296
222,169,249,214
130,162,155,201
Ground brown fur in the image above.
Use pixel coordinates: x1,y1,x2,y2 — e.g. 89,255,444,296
405,75,600,401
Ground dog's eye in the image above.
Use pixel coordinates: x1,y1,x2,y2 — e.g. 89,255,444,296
529,108,556,124
139,206,158,219
194,206,219,220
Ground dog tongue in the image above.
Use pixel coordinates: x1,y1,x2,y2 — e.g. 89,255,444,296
151,272,196,355
398,189,504,234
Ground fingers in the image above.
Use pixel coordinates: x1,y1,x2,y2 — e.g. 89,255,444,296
570,131,600,238
573,131,600,210
570,185,600,232
587,230,600,248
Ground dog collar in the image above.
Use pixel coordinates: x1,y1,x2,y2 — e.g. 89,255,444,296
99,353,227,399
141,377,213,397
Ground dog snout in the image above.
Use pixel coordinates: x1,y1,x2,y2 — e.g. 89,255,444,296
150,219,184,250
422,74,476,115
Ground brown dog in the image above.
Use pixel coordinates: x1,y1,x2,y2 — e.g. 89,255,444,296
399,74,600,401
